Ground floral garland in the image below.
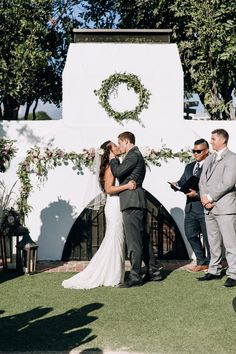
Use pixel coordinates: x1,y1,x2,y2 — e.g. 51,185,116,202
140,146,192,167
94,72,151,126
16,144,192,222
16,146,96,221
0,139,18,173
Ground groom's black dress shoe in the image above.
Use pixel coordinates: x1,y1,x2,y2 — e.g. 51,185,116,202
117,278,143,288
224,278,236,287
197,273,221,281
143,271,163,283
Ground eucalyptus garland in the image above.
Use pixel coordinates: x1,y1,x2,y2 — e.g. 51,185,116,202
94,72,151,126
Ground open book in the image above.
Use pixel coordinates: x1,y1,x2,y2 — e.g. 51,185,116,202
168,175,199,194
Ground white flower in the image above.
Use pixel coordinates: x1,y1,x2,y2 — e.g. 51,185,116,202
88,148,95,155
150,153,157,159
97,148,105,156
38,152,47,160
140,146,151,157
4,144,11,151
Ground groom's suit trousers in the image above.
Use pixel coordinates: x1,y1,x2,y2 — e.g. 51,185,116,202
122,208,145,279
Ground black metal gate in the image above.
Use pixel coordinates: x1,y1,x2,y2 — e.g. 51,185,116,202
62,191,188,261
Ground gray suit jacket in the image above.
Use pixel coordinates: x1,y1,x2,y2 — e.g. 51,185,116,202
110,146,147,211
199,148,236,214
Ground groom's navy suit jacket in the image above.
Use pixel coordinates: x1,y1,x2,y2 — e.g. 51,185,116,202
110,146,146,211
177,161,204,214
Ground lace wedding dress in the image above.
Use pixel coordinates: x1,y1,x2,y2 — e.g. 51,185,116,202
62,193,125,289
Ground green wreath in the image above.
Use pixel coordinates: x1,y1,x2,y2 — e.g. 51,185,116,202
94,72,151,126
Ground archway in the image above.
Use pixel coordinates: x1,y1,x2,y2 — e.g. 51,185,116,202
61,191,189,261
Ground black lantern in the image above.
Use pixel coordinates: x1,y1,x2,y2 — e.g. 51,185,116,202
0,208,38,274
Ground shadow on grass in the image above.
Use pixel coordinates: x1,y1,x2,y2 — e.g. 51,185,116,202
159,268,173,280
80,349,103,353
0,269,20,284
0,303,104,352
232,297,236,312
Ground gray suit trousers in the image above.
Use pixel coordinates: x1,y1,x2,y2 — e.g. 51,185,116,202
205,212,236,279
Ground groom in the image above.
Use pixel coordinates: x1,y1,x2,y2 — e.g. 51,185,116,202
110,131,162,288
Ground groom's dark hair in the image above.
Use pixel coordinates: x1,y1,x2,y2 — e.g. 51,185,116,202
118,131,135,144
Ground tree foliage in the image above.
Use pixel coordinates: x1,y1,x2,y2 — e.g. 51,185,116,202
79,0,236,120
171,0,236,120
0,0,80,120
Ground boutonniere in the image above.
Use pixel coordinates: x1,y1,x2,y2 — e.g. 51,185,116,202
216,156,223,162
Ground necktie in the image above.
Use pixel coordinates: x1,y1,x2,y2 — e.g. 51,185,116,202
193,162,200,176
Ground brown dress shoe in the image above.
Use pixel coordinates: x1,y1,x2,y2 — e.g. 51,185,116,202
187,264,209,273
184,261,196,270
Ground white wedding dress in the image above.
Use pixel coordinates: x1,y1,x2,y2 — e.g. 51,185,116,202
62,193,125,289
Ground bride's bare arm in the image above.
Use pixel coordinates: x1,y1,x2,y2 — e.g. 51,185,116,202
104,167,136,195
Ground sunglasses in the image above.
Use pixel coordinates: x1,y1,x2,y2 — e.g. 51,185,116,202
192,148,206,154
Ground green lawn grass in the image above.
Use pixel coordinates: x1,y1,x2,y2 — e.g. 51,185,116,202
0,269,236,353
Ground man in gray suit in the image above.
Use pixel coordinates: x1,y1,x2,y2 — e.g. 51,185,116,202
198,129,236,287
110,131,161,287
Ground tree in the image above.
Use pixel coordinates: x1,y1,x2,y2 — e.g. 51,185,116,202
77,0,175,30
171,0,236,120
27,111,52,120
79,0,236,120
76,0,119,28
0,0,80,120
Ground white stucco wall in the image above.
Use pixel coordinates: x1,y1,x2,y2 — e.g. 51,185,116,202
1,41,236,260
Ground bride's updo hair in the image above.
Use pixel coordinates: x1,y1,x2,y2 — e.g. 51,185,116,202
99,140,113,192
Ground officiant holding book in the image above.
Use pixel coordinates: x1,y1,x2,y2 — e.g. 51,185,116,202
169,138,210,272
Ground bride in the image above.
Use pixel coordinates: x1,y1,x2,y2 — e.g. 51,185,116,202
62,140,136,289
